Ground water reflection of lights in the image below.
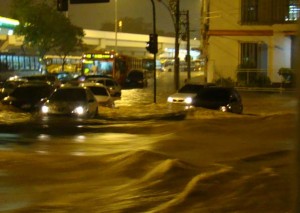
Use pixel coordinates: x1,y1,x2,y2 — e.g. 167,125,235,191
37,134,51,141
36,150,48,155
71,151,85,156
75,135,86,143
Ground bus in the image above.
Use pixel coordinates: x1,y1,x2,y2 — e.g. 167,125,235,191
0,53,40,73
81,50,143,86
0,53,82,74
44,55,82,74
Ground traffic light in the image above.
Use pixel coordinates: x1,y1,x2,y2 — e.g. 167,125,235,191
57,0,68,11
146,34,158,54
70,0,110,3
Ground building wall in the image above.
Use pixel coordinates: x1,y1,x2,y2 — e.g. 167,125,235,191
206,0,298,84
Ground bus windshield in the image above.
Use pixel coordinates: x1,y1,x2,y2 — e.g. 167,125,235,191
82,60,113,75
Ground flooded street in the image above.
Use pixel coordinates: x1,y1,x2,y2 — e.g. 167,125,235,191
0,72,298,212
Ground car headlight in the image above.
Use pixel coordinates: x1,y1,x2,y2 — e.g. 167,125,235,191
73,106,85,115
220,106,228,112
184,97,193,104
41,105,49,113
167,97,173,103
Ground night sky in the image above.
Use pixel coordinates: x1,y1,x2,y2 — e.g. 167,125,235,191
0,0,200,38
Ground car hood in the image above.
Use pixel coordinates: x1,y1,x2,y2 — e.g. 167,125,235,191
47,101,87,107
169,92,197,99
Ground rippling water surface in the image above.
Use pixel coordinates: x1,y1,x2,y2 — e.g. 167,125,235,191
0,72,298,212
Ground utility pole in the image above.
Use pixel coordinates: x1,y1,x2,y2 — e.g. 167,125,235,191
114,0,118,52
200,0,209,83
149,0,157,103
174,0,180,90
186,10,191,80
180,10,191,80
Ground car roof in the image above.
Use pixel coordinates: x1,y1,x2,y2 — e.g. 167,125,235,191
77,75,112,80
18,81,53,87
85,74,112,78
184,83,216,87
129,69,146,73
59,85,85,90
79,82,106,87
22,74,57,80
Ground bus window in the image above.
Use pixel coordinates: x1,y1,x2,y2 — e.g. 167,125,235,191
82,60,113,75
98,61,113,74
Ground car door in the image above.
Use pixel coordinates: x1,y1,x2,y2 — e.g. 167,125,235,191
86,89,98,116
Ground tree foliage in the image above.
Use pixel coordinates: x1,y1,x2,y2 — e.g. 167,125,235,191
10,0,84,63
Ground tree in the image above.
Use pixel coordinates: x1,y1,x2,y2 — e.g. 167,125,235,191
10,0,84,72
52,16,84,72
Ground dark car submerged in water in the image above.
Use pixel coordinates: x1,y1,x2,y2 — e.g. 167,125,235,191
167,83,243,114
1,82,55,111
124,69,148,88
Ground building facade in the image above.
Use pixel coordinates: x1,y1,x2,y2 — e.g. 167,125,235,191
203,0,299,85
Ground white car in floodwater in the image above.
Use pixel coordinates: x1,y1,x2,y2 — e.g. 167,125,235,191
79,82,115,108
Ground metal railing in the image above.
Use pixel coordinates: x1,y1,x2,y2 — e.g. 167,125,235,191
236,68,269,87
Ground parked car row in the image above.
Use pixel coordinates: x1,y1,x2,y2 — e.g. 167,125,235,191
0,73,121,118
0,73,244,117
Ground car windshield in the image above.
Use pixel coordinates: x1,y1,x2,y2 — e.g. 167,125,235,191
105,80,115,87
87,86,108,96
10,86,52,99
50,88,86,101
178,84,204,93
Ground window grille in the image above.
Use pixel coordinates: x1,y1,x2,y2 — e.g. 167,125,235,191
241,0,300,24
241,0,258,24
